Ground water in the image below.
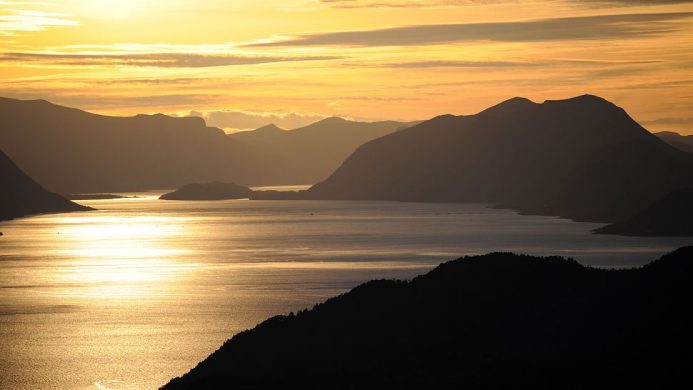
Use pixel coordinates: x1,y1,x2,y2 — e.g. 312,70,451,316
0,195,690,389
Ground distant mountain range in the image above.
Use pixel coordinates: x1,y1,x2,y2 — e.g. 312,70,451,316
302,95,693,223
1,149,89,221
228,118,415,185
0,97,411,193
162,247,693,390
3,95,691,225
656,131,693,154
596,187,693,236
0,97,243,193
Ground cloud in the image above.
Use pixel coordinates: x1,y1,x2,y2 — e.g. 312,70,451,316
193,110,328,131
320,0,693,8
386,58,663,68
248,12,693,47
0,91,223,110
0,8,78,36
380,60,542,68
642,117,693,126
0,52,341,68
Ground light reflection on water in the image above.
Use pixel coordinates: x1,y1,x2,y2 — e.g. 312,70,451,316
0,195,691,389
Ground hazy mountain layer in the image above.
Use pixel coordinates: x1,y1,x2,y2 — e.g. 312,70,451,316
596,187,693,236
228,118,415,185
0,97,411,193
0,97,249,193
656,131,693,154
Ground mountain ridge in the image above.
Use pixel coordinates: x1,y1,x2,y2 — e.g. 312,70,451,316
0,148,90,221
302,95,693,223
596,187,693,236
162,247,693,390
227,116,417,186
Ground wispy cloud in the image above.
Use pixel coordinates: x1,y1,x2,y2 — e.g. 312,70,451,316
375,58,659,68
0,52,342,68
0,8,78,36
320,0,693,8
379,60,542,68
249,12,693,47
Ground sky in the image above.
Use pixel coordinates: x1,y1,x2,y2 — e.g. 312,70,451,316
0,0,692,133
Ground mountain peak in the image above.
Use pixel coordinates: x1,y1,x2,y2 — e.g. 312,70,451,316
542,94,616,110
478,96,538,116
315,116,348,125
255,124,285,133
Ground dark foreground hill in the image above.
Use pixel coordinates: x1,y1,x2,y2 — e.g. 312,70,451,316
656,131,693,154
228,118,414,185
163,248,693,390
304,95,693,223
596,188,693,236
1,149,89,221
160,182,252,200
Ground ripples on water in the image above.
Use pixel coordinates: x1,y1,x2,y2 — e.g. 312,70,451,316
0,194,690,389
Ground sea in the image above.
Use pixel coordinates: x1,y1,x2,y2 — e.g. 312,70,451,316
1,190,690,389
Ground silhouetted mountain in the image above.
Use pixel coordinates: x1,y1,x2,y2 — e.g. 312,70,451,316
656,131,693,153
0,97,252,193
160,182,252,200
304,95,693,222
596,188,693,236
162,247,693,390
1,149,89,221
0,97,413,192
228,117,416,185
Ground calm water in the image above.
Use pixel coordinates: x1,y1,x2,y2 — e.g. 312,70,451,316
0,195,690,389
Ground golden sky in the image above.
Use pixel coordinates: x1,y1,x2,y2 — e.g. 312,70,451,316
1,0,692,133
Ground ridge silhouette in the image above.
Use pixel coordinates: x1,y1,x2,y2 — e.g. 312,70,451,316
596,187,693,236
228,117,417,186
0,97,413,193
162,248,693,390
656,130,693,154
0,148,90,221
302,95,693,223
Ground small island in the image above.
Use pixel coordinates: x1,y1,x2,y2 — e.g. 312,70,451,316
160,182,253,200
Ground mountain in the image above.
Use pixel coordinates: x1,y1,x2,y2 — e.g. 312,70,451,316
656,131,693,153
160,182,252,200
596,188,693,236
227,117,416,186
0,97,250,193
0,97,413,193
304,95,693,222
1,149,89,221
162,247,693,390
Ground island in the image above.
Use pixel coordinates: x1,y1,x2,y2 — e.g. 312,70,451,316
160,182,253,200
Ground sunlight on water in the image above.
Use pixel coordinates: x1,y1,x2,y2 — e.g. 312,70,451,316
30,214,196,300
0,196,690,389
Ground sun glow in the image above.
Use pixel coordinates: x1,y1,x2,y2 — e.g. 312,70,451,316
77,0,142,20
50,214,196,299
